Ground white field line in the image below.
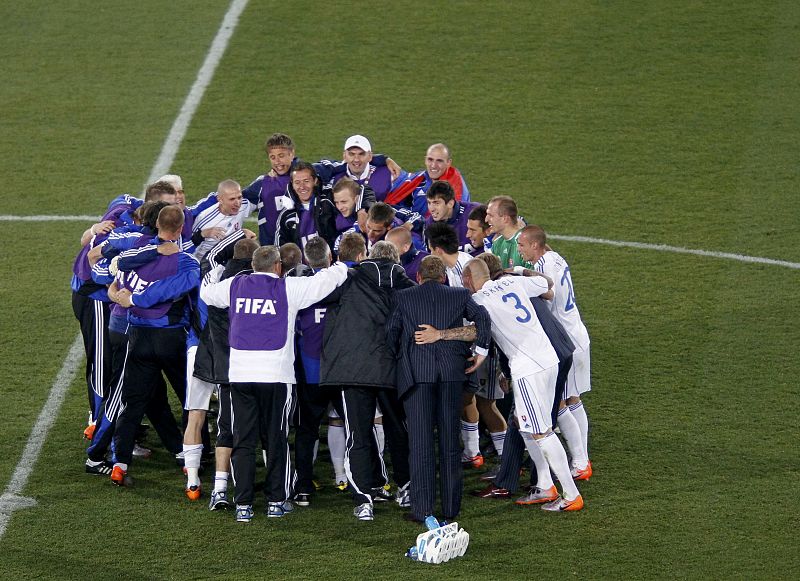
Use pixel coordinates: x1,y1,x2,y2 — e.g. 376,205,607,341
549,234,800,270
0,0,250,540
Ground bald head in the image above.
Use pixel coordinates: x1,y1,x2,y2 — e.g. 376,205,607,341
386,227,412,254
462,258,490,293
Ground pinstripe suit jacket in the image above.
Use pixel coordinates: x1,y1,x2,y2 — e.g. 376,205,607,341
387,281,491,398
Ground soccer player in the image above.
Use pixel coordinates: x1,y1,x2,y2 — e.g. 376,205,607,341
425,181,482,253
425,222,473,287
487,195,529,269
276,162,339,252
517,225,593,478
325,135,398,202
107,205,200,488
71,181,177,439
192,180,255,259
332,178,375,236
384,143,471,215
386,227,429,283
462,259,584,511
291,237,347,506
465,205,493,256
200,246,348,522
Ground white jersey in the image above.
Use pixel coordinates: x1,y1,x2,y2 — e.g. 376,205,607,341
192,198,256,259
533,250,590,350
472,276,558,378
446,251,474,288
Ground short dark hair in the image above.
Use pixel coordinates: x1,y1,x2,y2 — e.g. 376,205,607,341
425,222,459,255
418,255,446,283
140,200,170,231
252,246,281,273
468,204,489,230
233,238,259,260
304,237,331,269
279,243,303,272
338,232,366,262
367,202,395,227
145,180,177,202
426,180,455,204
291,160,317,180
265,133,295,152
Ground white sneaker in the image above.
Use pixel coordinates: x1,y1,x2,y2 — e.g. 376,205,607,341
354,503,374,521
208,490,230,511
267,501,294,518
235,504,254,523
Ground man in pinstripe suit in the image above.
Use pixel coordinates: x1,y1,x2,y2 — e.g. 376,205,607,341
387,255,491,522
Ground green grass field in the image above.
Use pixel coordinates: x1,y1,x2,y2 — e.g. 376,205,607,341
1,1,798,579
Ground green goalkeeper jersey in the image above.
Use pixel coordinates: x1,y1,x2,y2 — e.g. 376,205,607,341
491,229,532,269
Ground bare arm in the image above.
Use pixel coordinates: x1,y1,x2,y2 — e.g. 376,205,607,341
414,323,477,344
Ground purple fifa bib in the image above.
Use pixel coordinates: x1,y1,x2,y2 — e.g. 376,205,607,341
359,165,393,201
122,237,180,319
297,204,317,247
228,274,289,351
297,304,326,358
259,174,291,234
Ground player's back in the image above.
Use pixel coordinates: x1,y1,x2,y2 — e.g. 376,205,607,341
472,276,558,378
535,251,590,350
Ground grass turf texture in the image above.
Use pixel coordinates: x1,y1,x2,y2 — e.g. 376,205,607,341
1,0,798,579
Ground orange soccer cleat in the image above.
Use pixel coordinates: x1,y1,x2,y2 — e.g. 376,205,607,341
542,494,584,512
185,485,202,501
571,461,593,481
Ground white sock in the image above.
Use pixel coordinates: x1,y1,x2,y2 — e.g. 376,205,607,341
461,420,480,458
213,471,228,493
569,401,590,460
374,423,385,454
557,407,588,470
538,432,580,500
522,432,554,490
490,431,506,456
328,424,346,483
183,443,203,487
114,462,128,472
312,438,319,464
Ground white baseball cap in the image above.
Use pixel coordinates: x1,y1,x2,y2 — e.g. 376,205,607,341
344,134,372,152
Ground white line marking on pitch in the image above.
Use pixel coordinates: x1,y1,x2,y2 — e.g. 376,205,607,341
0,0,250,540
548,234,800,270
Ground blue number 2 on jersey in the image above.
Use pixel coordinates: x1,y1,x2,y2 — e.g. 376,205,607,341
561,266,577,311
502,292,532,323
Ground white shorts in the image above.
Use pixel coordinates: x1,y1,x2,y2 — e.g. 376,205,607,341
565,345,591,399
513,365,559,435
474,354,504,401
185,345,216,411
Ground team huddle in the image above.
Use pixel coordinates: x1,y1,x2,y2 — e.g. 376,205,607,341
71,133,594,524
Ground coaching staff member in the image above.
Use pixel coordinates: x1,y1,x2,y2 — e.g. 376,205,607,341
320,240,414,521
201,245,348,522
386,255,491,522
